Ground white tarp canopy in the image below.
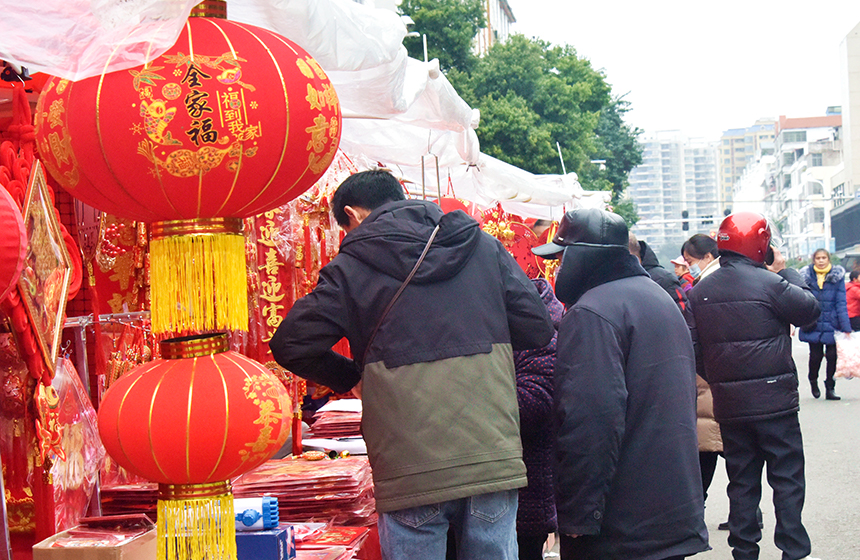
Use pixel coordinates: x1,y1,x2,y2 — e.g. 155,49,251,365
0,0,607,218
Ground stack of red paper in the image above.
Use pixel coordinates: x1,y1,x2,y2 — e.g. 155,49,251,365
309,411,362,439
294,523,371,560
233,456,376,527
98,483,158,518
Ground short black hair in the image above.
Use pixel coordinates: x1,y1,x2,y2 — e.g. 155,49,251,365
682,234,719,260
331,170,406,227
850,269,859,282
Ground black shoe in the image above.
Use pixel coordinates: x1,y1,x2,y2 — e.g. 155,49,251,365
718,521,729,530
811,381,821,399
826,389,841,400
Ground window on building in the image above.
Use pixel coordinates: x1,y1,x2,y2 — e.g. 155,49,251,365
782,131,806,143
795,148,804,159
783,152,795,166
812,207,825,223
811,153,823,167
809,181,823,195
783,175,791,190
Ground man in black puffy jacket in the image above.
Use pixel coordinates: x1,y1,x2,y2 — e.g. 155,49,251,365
535,208,708,560
687,212,821,560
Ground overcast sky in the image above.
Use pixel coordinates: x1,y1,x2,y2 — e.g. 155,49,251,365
511,1,860,141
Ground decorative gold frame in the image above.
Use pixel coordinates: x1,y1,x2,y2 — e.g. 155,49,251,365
17,160,72,375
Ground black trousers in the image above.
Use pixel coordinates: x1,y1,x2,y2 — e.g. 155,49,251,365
720,414,811,560
559,534,685,559
517,534,548,560
699,451,721,503
851,316,860,331
808,342,837,390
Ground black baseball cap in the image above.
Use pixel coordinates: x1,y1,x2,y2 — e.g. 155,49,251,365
532,208,628,258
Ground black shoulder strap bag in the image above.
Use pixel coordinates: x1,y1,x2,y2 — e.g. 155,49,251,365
360,224,441,368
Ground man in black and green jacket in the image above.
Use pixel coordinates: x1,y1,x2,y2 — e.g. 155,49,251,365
270,170,553,560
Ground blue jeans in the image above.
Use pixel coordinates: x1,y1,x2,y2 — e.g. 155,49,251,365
377,489,518,560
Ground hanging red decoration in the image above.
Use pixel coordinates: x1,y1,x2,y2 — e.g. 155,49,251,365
97,332,291,560
34,0,341,333
0,186,26,302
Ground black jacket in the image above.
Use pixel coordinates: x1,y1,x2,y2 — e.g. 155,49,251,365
269,200,554,512
554,250,708,560
687,252,821,423
639,240,687,311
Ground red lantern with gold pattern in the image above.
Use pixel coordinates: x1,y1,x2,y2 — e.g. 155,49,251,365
98,332,290,560
0,186,26,302
34,0,341,334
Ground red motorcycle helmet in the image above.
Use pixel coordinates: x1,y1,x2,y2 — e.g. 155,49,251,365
717,211,771,263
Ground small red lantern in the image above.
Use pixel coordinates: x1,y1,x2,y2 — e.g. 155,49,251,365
0,186,26,302
34,0,341,333
98,332,290,560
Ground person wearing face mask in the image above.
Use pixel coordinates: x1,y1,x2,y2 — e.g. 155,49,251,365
682,234,720,285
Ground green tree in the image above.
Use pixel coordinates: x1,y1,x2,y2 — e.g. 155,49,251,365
396,3,643,225
398,0,484,73
450,35,642,226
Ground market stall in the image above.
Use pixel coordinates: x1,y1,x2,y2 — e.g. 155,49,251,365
0,1,603,558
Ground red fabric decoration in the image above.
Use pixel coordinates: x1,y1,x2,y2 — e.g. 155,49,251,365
506,222,541,280
34,16,341,223
438,196,481,219
97,333,290,484
0,186,26,302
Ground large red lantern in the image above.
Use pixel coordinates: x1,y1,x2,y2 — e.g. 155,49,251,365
0,186,26,302
98,332,290,560
34,0,341,333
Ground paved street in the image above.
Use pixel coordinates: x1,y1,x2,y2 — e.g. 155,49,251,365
698,335,860,560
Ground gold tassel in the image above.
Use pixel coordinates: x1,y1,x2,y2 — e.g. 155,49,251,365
150,219,248,334
157,484,237,560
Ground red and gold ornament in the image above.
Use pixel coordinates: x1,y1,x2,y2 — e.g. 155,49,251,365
34,0,341,334
98,332,291,560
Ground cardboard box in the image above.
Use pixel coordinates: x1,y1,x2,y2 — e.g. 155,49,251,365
33,515,156,560
236,526,295,560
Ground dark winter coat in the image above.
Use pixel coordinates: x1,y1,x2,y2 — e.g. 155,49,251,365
639,240,688,311
269,200,554,513
515,278,562,537
553,250,708,560
687,252,820,424
799,265,851,345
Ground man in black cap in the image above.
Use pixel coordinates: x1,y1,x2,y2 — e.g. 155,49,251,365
534,208,709,560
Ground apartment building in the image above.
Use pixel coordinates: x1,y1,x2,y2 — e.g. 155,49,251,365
628,131,719,256
763,115,843,260
717,119,777,210
475,0,516,54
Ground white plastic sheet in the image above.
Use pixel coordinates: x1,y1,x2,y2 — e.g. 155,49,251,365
0,0,595,216
0,0,198,81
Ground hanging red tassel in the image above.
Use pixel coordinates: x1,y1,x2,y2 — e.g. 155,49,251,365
303,215,312,274
319,227,328,268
